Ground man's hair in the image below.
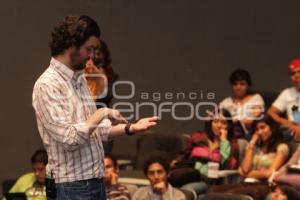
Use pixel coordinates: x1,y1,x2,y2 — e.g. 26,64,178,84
143,155,170,175
229,68,252,86
104,153,118,168
49,15,101,56
31,149,48,165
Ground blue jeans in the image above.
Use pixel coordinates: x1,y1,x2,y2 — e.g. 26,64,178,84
55,178,106,200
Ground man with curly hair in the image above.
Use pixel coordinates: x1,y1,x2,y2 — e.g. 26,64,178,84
32,15,158,200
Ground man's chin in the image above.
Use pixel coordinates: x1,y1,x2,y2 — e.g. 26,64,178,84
294,84,300,91
73,64,85,71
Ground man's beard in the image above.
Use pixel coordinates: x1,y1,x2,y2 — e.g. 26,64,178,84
73,62,86,70
70,51,87,70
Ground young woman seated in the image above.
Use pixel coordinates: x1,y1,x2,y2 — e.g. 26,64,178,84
208,116,289,200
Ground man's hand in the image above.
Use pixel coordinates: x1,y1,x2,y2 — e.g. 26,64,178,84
130,116,158,133
288,124,300,140
153,181,167,194
100,108,127,124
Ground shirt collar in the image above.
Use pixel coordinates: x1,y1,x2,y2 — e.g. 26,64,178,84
50,57,83,81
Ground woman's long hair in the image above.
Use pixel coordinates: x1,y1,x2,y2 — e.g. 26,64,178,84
252,115,283,153
94,39,119,82
205,108,234,141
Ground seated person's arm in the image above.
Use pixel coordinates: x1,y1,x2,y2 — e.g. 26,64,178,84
267,106,294,128
239,146,254,176
239,134,259,175
247,144,289,179
276,145,300,176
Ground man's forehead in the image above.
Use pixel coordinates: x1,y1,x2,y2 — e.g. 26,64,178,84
148,163,165,172
32,162,46,169
84,36,100,47
290,68,300,74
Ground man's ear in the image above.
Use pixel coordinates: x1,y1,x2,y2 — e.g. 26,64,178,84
66,46,76,53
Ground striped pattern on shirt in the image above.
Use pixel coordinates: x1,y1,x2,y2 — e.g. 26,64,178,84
32,58,111,183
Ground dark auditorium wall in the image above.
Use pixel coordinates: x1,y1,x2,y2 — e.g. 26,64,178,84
1,0,300,194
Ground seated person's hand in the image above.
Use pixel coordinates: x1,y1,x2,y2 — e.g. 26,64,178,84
170,159,178,168
153,181,167,194
219,127,228,141
289,125,300,140
250,132,260,145
110,172,119,185
238,167,247,176
106,171,119,185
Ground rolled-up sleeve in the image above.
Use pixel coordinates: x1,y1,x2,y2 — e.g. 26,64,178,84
33,83,90,151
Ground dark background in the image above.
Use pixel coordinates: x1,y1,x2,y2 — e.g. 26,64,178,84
1,0,300,194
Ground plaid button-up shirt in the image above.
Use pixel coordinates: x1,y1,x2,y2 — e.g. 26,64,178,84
32,58,111,183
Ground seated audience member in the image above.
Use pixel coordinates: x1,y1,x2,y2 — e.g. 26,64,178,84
266,185,300,200
208,116,289,200
263,144,300,200
272,144,300,188
268,59,300,141
169,108,238,195
132,155,186,200
220,68,264,140
104,154,131,200
7,149,48,200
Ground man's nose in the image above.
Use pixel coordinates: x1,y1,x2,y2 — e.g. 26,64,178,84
153,172,160,179
88,49,95,60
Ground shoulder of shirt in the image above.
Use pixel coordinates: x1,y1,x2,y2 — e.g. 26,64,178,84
172,187,186,199
219,96,233,106
135,186,150,194
132,186,149,198
33,67,65,90
279,87,297,96
248,93,264,103
10,172,36,192
277,143,289,150
17,172,35,180
251,93,263,99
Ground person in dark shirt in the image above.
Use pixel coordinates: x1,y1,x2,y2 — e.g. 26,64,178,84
104,154,131,200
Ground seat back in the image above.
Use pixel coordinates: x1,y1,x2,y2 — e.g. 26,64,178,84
2,179,17,194
134,133,185,170
180,188,197,200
